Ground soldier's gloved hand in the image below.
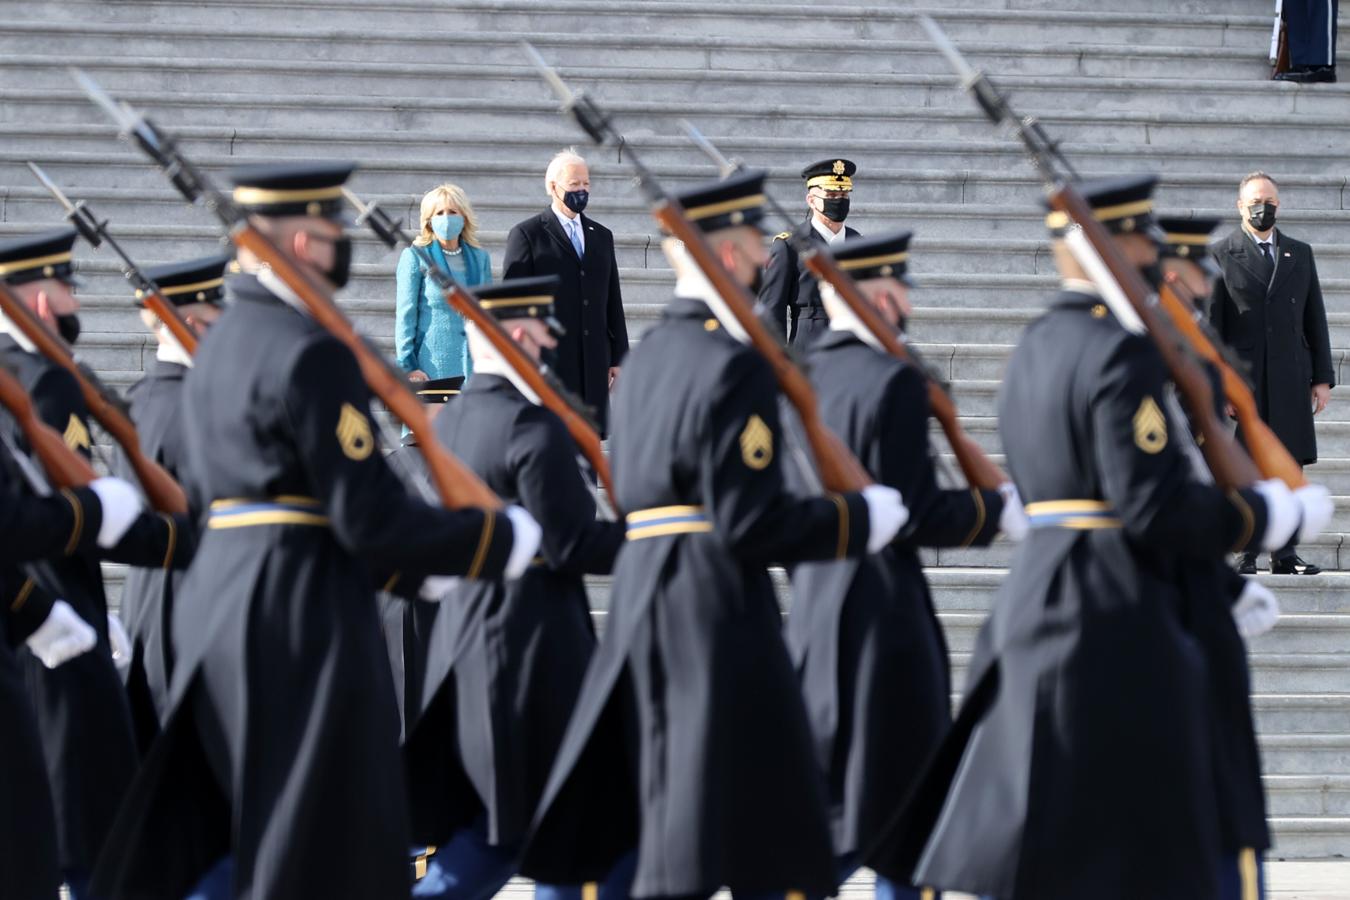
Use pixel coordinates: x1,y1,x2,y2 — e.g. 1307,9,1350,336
1253,478,1300,552
418,575,462,600
25,600,97,669
503,505,543,580
106,612,133,674
998,482,1029,542
1232,579,1280,639
90,476,145,548
1294,484,1334,544
862,485,909,553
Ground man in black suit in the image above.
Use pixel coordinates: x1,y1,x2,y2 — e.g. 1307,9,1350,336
1210,171,1335,575
502,149,628,434
758,158,862,345
1275,0,1338,83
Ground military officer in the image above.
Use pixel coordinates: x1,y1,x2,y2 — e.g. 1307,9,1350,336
758,158,861,345
521,169,909,900
877,176,1328,900
787,230,1025,899
88,162,542,900
117,253,228,748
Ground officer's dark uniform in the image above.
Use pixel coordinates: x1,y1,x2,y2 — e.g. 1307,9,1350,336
879,178,1275,900
90,163,522,900
758,159,860,345
402,276,629,897
786,232,1003,899
0,228,189,896
117,253,230,749
523,171,878,899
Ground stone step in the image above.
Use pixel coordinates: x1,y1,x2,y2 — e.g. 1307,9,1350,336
1266,816,1350,858
1255,695,1350,735
1265,775,1350,817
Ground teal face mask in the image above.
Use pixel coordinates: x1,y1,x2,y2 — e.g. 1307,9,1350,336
430,214,465,241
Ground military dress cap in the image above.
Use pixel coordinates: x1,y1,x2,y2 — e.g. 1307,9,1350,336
416,375,465,403
138,253,233,307
1156,215,1223,278
228,161,356,220
0,227,80,286
672,169,770,234
474,275,566,335
1044,174,1161,238
802,158,856,192
830,229,915,285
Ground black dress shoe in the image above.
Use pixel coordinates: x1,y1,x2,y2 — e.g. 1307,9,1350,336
1275,65,1337,83
1271,555,1322,575
1237,557,1258,575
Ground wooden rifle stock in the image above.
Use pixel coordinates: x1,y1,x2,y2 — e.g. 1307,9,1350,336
649,200,871,493
799,250,1007,491
1049,188,1260,490
0,283,188,513
227,226,502,511
0,366,98,488
1156,283,1305,488
139,290,199,356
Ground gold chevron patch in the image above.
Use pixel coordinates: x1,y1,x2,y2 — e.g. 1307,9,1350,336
1133,395,1167,454
739,414,773,470
336,403,374,461
63,414,91,452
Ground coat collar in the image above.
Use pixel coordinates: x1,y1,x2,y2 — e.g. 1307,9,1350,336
148,358,188,380
540,208,586,265
1221,226,1275,290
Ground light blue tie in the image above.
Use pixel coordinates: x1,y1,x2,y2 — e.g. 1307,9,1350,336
567,218,584,258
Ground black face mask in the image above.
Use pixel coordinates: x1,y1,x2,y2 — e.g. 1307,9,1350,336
561,189,589,215
748,268,765,296
539,346,559,373
1140,262,1164,290
1246,202,1277,232
324,236,352,289
56,313,81,345
820,197,850,223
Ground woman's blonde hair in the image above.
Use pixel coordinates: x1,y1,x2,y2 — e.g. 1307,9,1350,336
413,183,480,248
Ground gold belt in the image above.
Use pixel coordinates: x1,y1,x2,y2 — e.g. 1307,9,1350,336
207,495,330,530
1024,499,1122,530
625,504,712,541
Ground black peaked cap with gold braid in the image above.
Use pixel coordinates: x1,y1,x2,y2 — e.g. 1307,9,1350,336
1156,215,1224,278
416,376,465,404
671,169,771,234
0,227,80,286
802,158,856,192
229,161,356,220
1044,174,1161,239
830,229,914,285
474,275,566,336
138,253,233,307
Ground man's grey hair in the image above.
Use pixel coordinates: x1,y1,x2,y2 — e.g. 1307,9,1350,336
545,148,588,194
1239,171,1279,194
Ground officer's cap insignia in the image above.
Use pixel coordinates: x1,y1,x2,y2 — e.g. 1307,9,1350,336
740,414,773,470
63,414,91,452
832,160,847,176
1133,396,1167,454
336,402,374,461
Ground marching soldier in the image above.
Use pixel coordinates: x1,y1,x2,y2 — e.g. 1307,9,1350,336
89,162,542,900
787,231,1026,899
117,253,228,748
522,170,909,900
758,158,861,345
879,176,1327,899
403,275,632,899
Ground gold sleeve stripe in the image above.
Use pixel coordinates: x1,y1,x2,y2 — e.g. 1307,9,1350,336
466,510,496,581
829,493,849,559
60,488,84,555
960,488,988,548
10,578,36,612
1239,847,1258,900
581,883,598,900
383,571,402,593
1228,490,1255,553
160,514,178,570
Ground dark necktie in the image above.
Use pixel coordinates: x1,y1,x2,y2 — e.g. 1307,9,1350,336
1258,241,1274,281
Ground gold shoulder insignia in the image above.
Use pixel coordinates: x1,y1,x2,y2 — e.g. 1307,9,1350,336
774,232,791,242
63,414,91,452
336,402,374,461
740,414,773,470
1133,395,1167,454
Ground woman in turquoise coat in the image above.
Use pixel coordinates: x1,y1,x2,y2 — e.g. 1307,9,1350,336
396,183,492,381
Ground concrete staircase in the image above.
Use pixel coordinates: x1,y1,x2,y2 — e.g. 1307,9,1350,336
7,0,1347,861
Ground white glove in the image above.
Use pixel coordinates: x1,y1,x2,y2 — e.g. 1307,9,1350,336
997,482,1029,542
418,575,462,601
862,484,909,553
89,477,144,549
25,600,97,669
502,505,543,580
1253,478,1300,552
106,612,132,674
1294,483,1334,544
1232,578,1280,639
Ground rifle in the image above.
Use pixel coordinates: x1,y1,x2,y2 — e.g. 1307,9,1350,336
680,121,1008,491
0,281,189,513
342,187,617,508
0,365,98,489
27,161,200,357
524,45,871,493
920,17,1261,491
73,69,501,511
